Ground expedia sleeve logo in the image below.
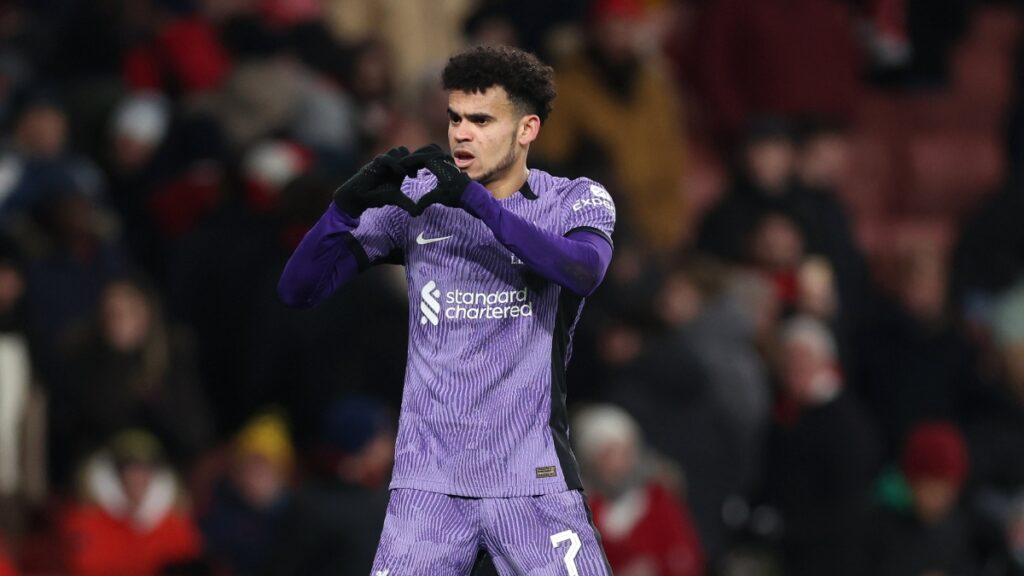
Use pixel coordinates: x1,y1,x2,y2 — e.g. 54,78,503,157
419,280,533,325
571,184,615,213
590,184,612,200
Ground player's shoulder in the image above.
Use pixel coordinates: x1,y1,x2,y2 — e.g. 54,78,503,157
530,169,611,202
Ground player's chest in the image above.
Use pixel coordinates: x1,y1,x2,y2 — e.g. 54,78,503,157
406,203,556,275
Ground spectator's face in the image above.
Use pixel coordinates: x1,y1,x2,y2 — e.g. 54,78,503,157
234,452,287,508
591,438,637,490
798,133,850,188
910,477,959,524
16,105,67,158
118,461,155,510
0,263,24,313
101,283,152,352
898,249,947,322
113,135,157,174
352,41,392,101
750,214,804,271
447,87,531,186
780,338,829,403
599,324,644,365
797,257,837,319
657,272,701,327
744,140,795,192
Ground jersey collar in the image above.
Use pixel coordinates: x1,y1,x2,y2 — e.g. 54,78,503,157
520,177,538,200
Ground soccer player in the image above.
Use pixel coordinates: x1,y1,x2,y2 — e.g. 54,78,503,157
278,45,616,575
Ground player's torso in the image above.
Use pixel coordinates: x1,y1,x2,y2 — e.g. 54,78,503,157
393,170,575,496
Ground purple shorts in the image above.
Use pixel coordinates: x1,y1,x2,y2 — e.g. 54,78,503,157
371,488,612,575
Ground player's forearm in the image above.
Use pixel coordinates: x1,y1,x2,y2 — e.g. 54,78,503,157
461,182,612,296
278,206,361,307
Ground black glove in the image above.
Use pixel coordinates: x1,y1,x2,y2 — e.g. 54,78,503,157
333,146,418,216
405,144,472,214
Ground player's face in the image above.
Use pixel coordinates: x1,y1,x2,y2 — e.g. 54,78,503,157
447,87,528,186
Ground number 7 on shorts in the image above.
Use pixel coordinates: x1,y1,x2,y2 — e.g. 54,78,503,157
550,530,582,576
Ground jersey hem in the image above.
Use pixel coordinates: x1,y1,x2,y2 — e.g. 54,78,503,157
389,476,570,498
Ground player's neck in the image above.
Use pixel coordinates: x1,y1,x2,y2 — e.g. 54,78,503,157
485,164,529,200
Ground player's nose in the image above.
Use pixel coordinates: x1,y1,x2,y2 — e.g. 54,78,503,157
451,123,472,143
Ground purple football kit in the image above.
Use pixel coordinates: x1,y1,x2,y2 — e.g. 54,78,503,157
280,168,616,574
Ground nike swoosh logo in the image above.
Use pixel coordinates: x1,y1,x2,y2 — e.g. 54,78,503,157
416,232,453,245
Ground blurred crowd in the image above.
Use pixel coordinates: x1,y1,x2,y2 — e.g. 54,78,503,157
0,0,1022,574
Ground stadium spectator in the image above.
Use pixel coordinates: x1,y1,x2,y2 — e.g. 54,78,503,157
121,5,231,96
649,260,772,558
865,421,978,576
699,117,865,364
266,397,394,576
859,241,981,456
574,403,705,576
533,0,689,254
59,275,212,480
200,411,294,576
697,117,800,264
967,280,1024,498
0,88,105,218
596,275,738,559
103,91,173,280
760,315,879,576
20,185,128,458
699,117,861,279
792,119,870,328
59,429,202,576
320,0,477,100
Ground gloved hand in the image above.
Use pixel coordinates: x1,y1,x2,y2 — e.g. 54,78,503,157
404,144,472,213
333,146,418,217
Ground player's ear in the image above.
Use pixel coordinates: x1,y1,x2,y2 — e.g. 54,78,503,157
518,115,541,146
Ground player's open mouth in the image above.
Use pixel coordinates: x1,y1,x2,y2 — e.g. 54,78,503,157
453,150,475,169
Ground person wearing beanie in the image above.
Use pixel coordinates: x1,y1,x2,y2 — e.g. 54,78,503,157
59,429,202,576
200,411,294,576
573,404,705,576
866,421,979,576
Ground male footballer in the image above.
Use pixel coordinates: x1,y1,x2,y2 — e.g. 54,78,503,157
279,45,615,575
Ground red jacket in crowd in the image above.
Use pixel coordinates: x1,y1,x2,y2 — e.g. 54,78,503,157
590,482,706,576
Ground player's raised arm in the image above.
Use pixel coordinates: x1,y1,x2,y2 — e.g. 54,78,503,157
277,147,420,308
413,146,613,297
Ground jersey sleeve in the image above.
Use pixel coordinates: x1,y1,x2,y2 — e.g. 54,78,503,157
560,178,616,245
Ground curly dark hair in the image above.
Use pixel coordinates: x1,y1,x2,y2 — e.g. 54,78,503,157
442,45,556,123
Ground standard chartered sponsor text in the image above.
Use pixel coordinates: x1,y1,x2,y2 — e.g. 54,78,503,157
444,287,533,320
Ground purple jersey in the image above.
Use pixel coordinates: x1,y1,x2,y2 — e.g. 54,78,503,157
350,168,615,497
